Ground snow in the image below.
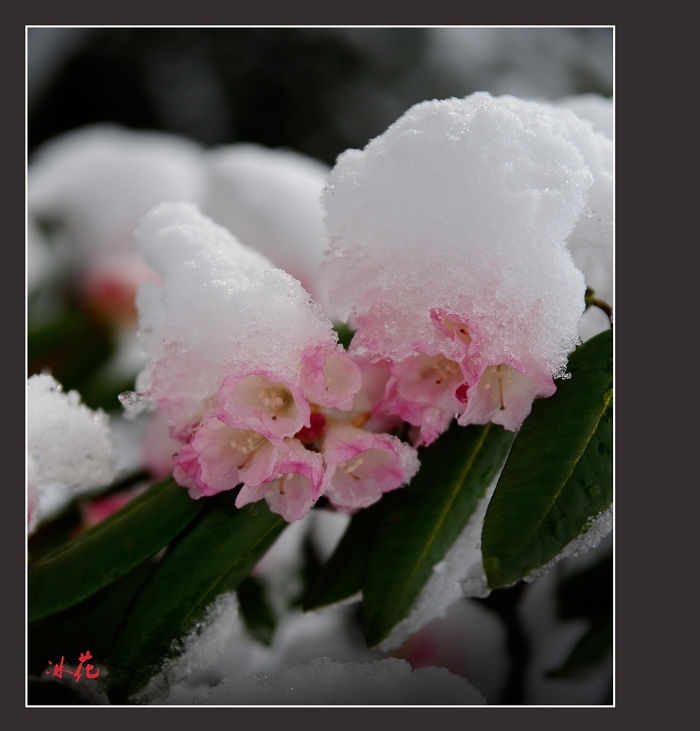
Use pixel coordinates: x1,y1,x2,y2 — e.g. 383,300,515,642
201,656,486,705
323,92,592,379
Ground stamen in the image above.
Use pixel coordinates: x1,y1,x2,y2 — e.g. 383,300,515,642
351,412,372,429
233,432,265,461
257,386,292,420
340,454,364,479
422,355,459,384
497,365,505,410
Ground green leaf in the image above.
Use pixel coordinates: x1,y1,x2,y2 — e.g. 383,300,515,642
303,499,390,611
28,561,154,677
362,421,515,648
29,476,205,623
482,329,613,590
237,575,277,646
106,495,286,703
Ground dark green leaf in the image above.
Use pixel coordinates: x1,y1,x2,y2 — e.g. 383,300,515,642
28,561,154,677
29,476,205,623
28,503,83,564
237,575,276,646
362,421,515,648
28,471,151,564
106,495,286,702
303,499,390,611
482,329,613,590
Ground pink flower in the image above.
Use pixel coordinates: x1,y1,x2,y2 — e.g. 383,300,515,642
378,350,472,446
235,438,327,522
298,344,363,410
341,356,403,434
321,424,419,512
131,203,420,522
295,412,328,445
174,415,281,499
457,362,556,431
216,371,311,441
322,94,595,443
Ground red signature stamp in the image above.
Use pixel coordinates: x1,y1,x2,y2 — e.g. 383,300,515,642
46,651,100,682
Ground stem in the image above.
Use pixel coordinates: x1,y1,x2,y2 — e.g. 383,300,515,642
586,294,613,326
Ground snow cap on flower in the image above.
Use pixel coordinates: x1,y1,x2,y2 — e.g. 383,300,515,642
27,375,115,533
322,92,598,438
201,144,331,308
133,202,357,443
552,102,613,301
323,92,589,372
549,97,613,341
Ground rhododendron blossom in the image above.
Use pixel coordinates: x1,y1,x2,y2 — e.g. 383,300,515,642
321,424,419,511
217,372,311,441
173,416,281,499
129,202,418,521
322,92,610,444
235,438,327,523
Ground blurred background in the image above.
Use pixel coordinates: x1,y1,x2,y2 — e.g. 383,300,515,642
26,27,613,706
28,27,612,161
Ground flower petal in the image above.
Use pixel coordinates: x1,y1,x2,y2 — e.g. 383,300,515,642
458,363,556,431
217,371,310,440
322,424,419,511
299,344,363,410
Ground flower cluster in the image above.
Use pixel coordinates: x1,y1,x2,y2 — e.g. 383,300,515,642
130,203,418,522
323,93,610,445
124,92,611,519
